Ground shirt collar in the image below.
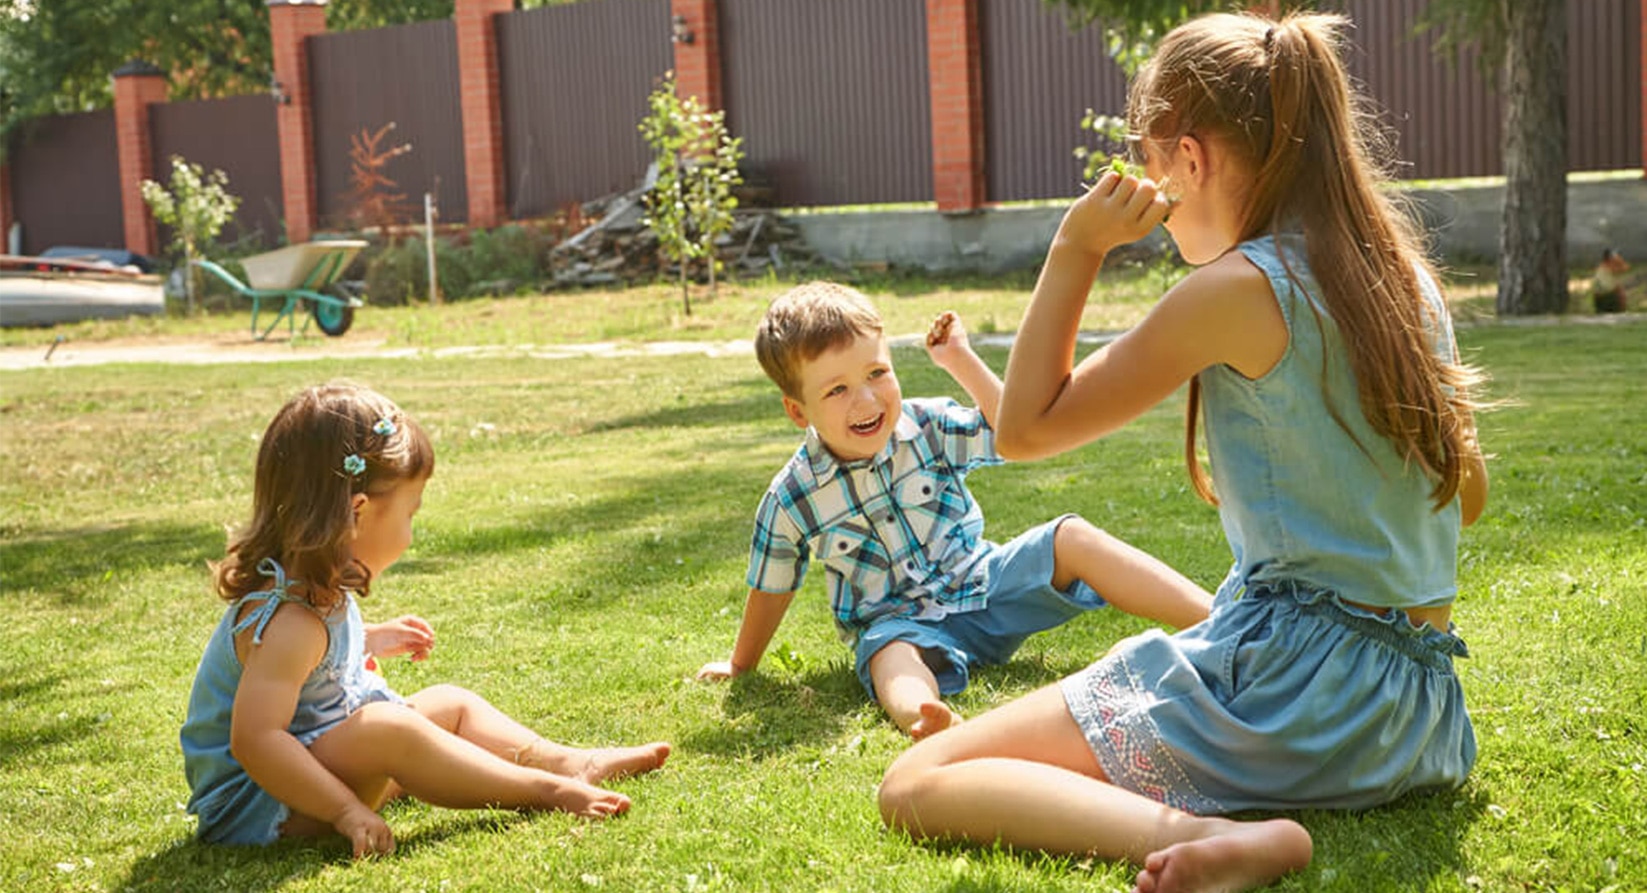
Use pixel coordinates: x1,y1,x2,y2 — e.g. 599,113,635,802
801,407,921,485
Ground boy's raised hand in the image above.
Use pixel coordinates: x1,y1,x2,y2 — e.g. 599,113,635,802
924,311,972,367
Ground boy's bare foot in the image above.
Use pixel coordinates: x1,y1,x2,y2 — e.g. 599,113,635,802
909,701,963,740
1131,817,1311,893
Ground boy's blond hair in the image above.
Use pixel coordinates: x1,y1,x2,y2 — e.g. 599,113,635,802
755,281,884,399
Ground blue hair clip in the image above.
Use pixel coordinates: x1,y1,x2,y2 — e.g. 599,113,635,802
343,454,366,477
372,417,397,437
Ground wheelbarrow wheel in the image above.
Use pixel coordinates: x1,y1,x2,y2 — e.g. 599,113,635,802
310,299,355,337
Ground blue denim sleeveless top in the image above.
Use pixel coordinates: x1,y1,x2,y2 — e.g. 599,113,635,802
180,558,400,843
1200,235,1461,610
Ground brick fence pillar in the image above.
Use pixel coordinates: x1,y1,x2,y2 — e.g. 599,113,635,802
670,0,722,110
456,0,514,228
0,160,13,253
268,0,329,244
926,0,985,212
113,61,168,257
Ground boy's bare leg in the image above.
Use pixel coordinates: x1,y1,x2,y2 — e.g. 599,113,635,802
405,684,670,784
1052,519,1214,630
868,642,964,739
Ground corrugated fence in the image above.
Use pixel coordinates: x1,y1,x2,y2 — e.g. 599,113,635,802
6,0,1640,255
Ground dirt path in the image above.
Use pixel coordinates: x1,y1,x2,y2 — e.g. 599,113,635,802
0,331,1093,372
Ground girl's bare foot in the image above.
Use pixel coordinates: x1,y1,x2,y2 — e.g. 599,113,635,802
1132,817,1311,893
909,701,963,740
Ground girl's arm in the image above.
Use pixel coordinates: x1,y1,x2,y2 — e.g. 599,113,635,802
1459,415,1489,527
231,605,392,856
925,312,1003,428
998,175,1285,460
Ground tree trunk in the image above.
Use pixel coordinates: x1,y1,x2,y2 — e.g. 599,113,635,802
1496,0,1568,316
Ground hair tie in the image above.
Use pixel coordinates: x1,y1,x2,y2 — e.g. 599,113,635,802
343,454,366,477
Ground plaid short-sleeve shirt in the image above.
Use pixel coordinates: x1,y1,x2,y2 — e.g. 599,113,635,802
746,397,1003,642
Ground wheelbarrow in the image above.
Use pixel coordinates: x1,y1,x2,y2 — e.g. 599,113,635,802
193,240,368,340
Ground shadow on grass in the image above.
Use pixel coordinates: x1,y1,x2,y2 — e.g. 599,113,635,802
0,674,98,771
679,660,866,759
0,520,220,605
119,812,527,892
585,387,775,433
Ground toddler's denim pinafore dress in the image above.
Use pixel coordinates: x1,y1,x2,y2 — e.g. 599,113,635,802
181,559,402,844
1061,234,1476,814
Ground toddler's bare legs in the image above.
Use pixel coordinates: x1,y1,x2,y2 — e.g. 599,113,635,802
303,700,633,821
405,683,671,785
869,642,963,739
1052,519,1213,631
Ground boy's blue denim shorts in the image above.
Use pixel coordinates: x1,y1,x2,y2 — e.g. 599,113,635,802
852,515,1106,700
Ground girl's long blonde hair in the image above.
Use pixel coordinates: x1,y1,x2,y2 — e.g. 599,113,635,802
213,382,434,610
1129,10,1484,509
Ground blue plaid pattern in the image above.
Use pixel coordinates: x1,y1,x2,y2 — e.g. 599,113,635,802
746,397,1003,641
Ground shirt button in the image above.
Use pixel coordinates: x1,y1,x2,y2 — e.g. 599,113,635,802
883,514,893,524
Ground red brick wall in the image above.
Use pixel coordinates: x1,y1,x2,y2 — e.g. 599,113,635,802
456,0,513,228
0,162,13,252
671,0,722,110
269,1,329,244
926,0,984,211
113,66,168,256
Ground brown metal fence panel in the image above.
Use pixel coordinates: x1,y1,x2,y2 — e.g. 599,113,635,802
150,95,284,248
309,20,468,228
720,0,931,207
981,0,1128,203
8,111,123,255
1331,0,1639,179
1567,0,1640,172
497,0,672,219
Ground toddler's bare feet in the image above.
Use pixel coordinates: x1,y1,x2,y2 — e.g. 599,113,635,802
1132,817,1311,893
554,778,633,820
574,742,672,785
909,701,963,740
517,739,671,784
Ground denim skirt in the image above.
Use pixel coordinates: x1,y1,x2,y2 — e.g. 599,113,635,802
1060,580,1476,815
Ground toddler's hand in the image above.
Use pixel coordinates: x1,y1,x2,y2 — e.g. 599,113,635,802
1056,171,1170,257
334,803,394,859
695,660,738,682
365,615,434,662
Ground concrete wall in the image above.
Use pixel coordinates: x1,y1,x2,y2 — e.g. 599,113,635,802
785,176,1647,273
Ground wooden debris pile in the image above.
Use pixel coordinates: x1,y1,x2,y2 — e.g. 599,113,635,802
546,185,833,288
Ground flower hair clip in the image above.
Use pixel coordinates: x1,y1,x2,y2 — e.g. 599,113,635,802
343,454,367,477
372,417,397,437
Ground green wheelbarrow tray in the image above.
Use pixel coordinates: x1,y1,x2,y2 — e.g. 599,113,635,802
193,240,368,340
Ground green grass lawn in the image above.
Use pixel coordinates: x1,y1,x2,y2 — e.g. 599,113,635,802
1,296,1643,891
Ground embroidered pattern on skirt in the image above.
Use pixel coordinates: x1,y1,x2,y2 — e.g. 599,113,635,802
1062,652,1222,816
